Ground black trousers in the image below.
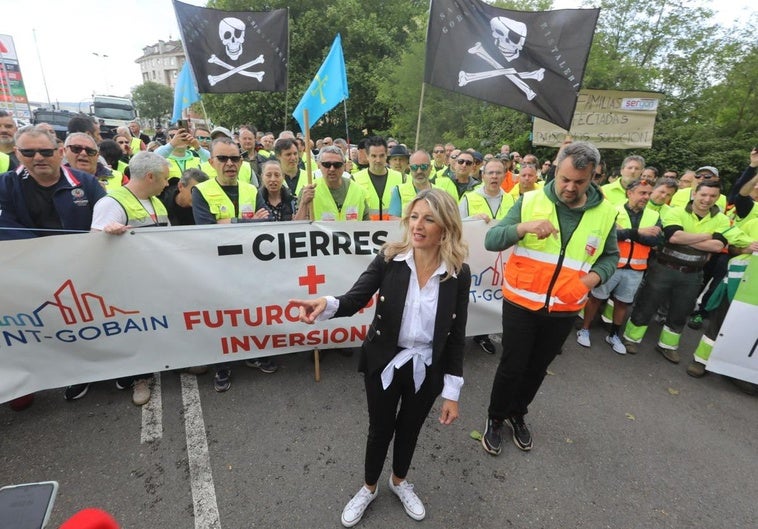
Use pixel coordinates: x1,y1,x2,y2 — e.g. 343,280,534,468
363,361,441,486
488,301,574,420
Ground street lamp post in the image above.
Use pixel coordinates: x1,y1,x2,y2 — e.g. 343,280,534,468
92,52,111,94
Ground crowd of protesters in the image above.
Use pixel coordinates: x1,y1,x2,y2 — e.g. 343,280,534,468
2,108,757,525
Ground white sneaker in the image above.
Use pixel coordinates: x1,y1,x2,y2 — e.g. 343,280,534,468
605,334,627,355
132,378,151,406
388,476,425,521
576,329,591,348
341,485,377,527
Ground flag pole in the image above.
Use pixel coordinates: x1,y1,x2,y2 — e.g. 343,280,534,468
302,108,320,382
414,82,426,151
342,100,350,148
199,98,210,128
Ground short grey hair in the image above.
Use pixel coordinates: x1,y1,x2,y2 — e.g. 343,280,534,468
556,141,601,171
129,151,170,181
317,145,344,162
64,132,97,149
15,125,56,146
180,168,209,187
621,154,645,169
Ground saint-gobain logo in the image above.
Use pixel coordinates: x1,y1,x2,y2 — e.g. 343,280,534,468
0,279,139,328
0,279,168,347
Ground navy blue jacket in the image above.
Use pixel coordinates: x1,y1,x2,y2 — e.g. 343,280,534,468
0,165,106,240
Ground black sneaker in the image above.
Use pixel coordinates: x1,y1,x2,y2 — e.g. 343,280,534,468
64,383,89,401
474,335,496,354
244,358,279,374
214,368,231,392
506,415,533,451
482,418,504,455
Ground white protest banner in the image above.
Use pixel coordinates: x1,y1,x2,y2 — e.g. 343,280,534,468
0,220,509,402
532,89,663,149
706,254,758,384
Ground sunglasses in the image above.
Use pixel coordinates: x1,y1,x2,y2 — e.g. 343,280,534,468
694,173,715,179
215,155,241,163
433,149,444,154
457,159,474,166
409,163,430,171
18,148,56,158
320,161,344,169
195,136,211,141
67,145,98,156
627,179,653,189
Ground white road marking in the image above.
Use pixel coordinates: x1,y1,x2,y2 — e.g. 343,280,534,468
141,373,162,443
180,373,221,529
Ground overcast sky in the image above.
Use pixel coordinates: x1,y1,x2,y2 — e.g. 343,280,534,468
1,0,754,106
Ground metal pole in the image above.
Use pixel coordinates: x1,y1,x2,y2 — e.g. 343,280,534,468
32,29,51,107
414,82,426,151
342,99,350,146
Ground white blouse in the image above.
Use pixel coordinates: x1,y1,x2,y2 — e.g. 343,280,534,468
320,250,464,402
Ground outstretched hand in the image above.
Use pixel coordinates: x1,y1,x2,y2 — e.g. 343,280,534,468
289,297,327,324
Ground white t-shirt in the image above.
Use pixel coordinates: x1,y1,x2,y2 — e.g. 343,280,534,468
90,195,162,230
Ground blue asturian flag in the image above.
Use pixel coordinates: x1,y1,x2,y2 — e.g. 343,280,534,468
292,34,349,132
172,61,200,123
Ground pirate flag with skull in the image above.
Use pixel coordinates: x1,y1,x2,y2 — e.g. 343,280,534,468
425,0,599,130
173,0,288,93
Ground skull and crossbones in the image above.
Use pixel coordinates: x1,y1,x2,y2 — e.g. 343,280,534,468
207,18,266,86
458,16,545,101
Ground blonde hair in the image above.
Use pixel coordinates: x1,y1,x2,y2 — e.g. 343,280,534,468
383,188,468,278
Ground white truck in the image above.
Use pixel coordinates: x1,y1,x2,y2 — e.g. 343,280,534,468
80,95,136,138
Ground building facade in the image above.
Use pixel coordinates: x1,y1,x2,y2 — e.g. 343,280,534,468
135,40,186,89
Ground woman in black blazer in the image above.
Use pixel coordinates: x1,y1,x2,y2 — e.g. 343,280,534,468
291,188,470,527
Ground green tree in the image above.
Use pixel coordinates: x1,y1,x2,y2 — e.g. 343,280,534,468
132,82,173,123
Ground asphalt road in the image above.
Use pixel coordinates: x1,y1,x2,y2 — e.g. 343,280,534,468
2,321,756,529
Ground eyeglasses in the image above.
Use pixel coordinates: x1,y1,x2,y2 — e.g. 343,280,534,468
320,161,344,169
433,149,444,154
409,163,430,171
67,145,98,156
457,159,474,166
18,148,56,158
694,173,715,179
215,155,241,163
195,136,211,141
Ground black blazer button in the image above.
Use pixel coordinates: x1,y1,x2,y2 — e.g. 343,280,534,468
452,313,456,319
